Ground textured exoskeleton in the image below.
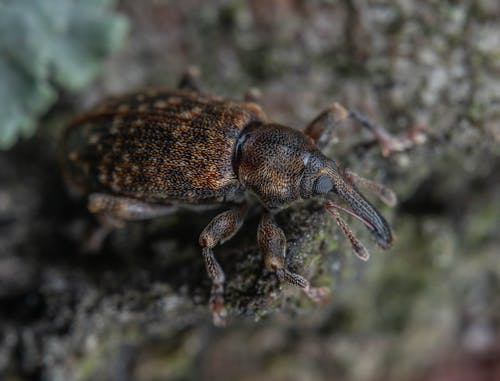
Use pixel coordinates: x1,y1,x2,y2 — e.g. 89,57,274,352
62,70,416,325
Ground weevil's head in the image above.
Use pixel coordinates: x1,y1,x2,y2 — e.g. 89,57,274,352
299,150,392,249
235,122,392,249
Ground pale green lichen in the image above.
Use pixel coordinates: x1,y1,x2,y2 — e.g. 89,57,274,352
0,0,128,149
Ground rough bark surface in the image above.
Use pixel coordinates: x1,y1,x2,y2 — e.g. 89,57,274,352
1,1,499,380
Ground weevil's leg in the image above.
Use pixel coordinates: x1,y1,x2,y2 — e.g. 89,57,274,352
257,213,330,303
88,193,176,220
85,215,122,253
199,204,248,326
304,102,426,156
343,169,397,207
85,193,177,252
348,109,426,157
177,66,202,91
304,103,349,151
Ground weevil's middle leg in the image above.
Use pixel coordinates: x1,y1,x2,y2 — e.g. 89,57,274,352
198,204,248,326
257,213,330,304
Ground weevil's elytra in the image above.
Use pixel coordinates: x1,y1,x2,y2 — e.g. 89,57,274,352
62,71,406,326
64,90,266,205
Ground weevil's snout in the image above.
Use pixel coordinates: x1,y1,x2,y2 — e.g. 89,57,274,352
324,162,393,249
299,153,393,249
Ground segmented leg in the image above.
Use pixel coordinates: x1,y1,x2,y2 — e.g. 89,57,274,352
177,66,202,91
86,193,176,252
88,193,176,220
257,213,329,303
304,103,349,151
344,169,397,207
348,109,426,157
304,102,426,156
198,204,248,326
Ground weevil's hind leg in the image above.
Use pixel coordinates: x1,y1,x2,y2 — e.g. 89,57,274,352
88,193,177,220
343,169,398,207
198,204,248,326
177,66,202,91
85,215,122,253
257,213,330,303
85,193,177,252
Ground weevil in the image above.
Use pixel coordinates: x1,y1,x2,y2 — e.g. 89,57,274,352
62,70,421,325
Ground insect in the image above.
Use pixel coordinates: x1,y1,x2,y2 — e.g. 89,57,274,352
62,69,419,325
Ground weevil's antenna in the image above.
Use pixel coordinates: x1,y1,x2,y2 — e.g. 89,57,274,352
344,169,397,207
324,160,393,249
325,200,375,231
325,201,370,261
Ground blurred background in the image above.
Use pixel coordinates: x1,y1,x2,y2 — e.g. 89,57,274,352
0,0,499,380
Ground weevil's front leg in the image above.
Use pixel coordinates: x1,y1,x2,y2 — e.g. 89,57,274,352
86,193,177,252
257,213,329,303
348,109,426,157
304,102,426,156
199,204,248,326
304,103,349,151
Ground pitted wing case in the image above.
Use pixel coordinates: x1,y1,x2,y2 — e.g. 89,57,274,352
62,89,266,204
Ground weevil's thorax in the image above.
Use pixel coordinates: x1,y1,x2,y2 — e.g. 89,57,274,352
234,123,316,210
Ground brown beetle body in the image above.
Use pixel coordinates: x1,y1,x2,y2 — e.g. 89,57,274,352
62,72,406,325
63,90,265,205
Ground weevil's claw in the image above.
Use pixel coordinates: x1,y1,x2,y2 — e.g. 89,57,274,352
378,129,427,157
211,306,227,327
276,268,331,304
209,286,227,327
379,124,427,157
348,109,427,157
304,285,331,304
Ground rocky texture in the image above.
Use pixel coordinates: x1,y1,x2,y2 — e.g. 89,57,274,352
0,1,499,380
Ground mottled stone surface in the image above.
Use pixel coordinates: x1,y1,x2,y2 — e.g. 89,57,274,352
1,1,499,380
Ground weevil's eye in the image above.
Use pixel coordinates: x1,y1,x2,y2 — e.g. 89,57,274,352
314,174,333,194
